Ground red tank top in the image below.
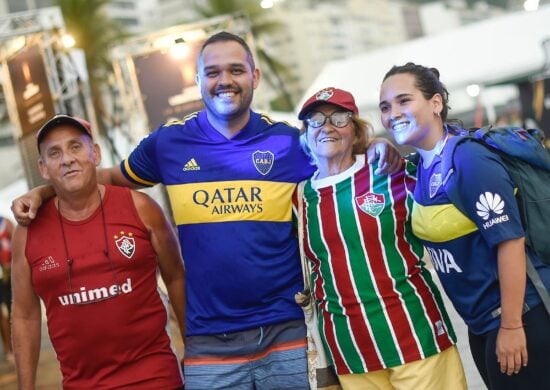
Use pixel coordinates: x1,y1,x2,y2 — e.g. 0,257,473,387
26,186,183,389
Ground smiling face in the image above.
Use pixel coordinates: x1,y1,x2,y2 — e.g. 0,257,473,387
379,73,443,150
305,103,356,168
39,125,100,195
197,40,259,124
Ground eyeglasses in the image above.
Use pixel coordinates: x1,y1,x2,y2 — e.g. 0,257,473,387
58,189,122,305
305,111,353,128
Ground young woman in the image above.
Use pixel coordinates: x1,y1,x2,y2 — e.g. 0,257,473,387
297,87,466,389
378,62,550,390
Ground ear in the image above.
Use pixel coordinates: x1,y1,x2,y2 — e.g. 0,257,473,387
252,68,260,90
195,73,201,87
431,93,443,116
38,158,50,181
93,143,101,166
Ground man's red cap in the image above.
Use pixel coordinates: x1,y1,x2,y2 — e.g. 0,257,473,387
298,87,359,120
36,114,93,151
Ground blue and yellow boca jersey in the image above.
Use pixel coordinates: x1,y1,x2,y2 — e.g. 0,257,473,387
411,140,543,335
121,110,315,336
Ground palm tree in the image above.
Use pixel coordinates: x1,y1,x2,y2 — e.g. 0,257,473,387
192,0,295,111
54,0,129,156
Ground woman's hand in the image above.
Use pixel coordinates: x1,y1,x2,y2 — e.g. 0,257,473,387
496,326,528,375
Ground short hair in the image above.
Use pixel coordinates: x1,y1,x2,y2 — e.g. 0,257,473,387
198,31,255,70
383,62,451,122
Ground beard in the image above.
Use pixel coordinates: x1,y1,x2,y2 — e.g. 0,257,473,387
202,84,254,122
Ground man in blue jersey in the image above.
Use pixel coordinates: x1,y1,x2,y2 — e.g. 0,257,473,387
12,32,400,389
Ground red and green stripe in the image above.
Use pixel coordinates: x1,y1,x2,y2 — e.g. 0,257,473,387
302,159,455,374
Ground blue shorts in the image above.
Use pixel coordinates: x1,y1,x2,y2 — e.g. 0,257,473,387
183,319,309,390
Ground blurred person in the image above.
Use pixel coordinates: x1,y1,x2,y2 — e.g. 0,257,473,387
379,62,550,390
0,215,14,365
11,32,401,389
11,115,185,389
296,87,466,390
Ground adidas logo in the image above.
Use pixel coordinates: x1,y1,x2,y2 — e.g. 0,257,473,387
183,158,201,171
39,256,60,272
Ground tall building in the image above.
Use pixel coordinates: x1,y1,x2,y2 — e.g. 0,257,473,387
418,0,507,35
0,0,198,35
1,0,54,14
1,0,542,111
262,0,408,104
106,0,198,34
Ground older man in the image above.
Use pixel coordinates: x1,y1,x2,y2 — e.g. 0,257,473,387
11,115,186,389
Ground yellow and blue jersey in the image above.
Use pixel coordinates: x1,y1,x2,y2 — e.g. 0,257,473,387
412,140,547,335
121,110,315,336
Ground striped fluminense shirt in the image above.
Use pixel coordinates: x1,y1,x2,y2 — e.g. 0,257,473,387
301,154,456,374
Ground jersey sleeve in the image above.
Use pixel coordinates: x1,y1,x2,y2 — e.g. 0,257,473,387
450,141,525,248
120,129,163,187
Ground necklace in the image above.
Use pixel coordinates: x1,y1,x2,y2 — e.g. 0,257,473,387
57,188,121,304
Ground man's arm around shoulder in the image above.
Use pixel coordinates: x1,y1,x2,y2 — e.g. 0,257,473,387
11,225,42,389
11,165,141,226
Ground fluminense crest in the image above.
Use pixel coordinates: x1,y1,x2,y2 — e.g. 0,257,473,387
355,191,385,217
114,231,136,259
315,88,334,101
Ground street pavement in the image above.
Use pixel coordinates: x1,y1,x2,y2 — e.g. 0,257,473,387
0,308,185,389
0,319,62,389
437,272,486,390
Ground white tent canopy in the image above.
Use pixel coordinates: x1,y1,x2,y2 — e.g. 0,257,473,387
298,5,550,130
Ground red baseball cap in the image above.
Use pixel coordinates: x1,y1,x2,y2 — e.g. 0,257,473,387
298,87,359,120
36,114,93,151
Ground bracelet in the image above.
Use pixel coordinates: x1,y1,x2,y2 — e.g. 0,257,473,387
500,324,524,330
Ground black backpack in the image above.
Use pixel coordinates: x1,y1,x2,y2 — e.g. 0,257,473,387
440,125,550,312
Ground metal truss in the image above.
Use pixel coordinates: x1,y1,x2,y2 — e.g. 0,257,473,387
0,6,93,188
0,6,64,42
0,6,91,118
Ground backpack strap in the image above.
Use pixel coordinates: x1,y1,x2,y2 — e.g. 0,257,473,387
526,253,550,313
440,135,473,210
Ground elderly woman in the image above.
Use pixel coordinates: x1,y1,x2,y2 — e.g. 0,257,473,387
296,87,466,389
